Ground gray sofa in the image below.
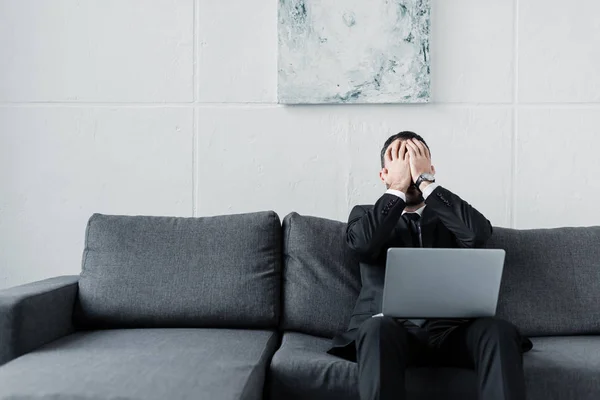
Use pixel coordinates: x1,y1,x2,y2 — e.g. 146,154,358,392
1,211,599,400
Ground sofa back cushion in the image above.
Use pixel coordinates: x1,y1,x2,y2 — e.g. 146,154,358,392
488,226,600,337
75,212,282,329
282,213,361,338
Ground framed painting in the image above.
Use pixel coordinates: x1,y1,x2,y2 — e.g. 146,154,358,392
278,0,431,104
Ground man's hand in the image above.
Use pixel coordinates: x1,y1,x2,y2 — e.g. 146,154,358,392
382,140,412,193
406,139,433,186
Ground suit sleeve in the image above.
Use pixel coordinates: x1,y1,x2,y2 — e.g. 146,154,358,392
346,193,408,258
424,185,493,248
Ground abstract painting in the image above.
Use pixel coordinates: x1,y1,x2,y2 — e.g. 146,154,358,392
278,0,430,104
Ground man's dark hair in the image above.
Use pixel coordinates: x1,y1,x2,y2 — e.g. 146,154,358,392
380,131,430,168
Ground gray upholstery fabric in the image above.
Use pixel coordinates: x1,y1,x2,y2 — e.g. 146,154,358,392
488,226,600,337
0,328,279,400
282,213,361,338
269,333,600,400
524,336,600,400
76,212,282,329
0,275,78,366
269,332,478,400
281,215,600,339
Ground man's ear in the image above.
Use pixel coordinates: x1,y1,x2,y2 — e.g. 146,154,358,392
379,168,387,184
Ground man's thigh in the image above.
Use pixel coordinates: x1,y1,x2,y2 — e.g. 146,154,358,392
356,317,432,367
403,325,434,367
429,322,474,369
430,317,520,368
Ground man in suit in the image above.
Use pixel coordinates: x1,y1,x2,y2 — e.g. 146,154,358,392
327,131,532,400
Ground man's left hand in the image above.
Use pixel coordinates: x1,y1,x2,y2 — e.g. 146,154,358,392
406,139,433,184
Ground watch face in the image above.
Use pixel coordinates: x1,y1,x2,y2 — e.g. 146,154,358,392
421,173,435,181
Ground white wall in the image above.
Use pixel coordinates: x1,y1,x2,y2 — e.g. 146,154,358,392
1,0,599,289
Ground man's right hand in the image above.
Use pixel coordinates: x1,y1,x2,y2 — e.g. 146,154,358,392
382,140,412,193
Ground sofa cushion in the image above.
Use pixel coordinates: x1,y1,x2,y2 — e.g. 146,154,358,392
0,328,279,400
488,226,600,337
524,336,600,400
269,332,478,400
269,333,600,400
76,212,282,329
282,213,361,338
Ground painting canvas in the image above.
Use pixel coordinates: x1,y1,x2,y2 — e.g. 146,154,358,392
278,0,430,104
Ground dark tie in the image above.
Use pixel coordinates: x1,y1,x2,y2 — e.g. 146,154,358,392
403,213,422,247
402,212,426,328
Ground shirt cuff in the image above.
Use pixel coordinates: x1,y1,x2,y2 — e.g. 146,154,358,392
421,182,439,199
385,189,406,202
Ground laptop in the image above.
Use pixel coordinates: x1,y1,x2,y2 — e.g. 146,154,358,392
382,248,506,319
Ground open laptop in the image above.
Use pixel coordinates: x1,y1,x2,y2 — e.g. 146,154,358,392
382,248,506,319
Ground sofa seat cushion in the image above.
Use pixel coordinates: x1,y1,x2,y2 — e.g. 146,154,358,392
269,332,478,400
526,336,600,400
269,333,600,400
0,328,278,400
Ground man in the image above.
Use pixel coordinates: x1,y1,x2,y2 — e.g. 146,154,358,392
327,131,532,400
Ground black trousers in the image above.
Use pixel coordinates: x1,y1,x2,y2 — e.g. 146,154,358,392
355,316,526,400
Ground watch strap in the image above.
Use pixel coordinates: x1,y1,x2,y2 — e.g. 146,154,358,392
416,174,435,189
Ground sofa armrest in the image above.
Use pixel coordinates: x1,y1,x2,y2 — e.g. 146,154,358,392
0,275,79,365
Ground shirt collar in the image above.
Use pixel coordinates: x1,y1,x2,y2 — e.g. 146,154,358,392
402,204,426,217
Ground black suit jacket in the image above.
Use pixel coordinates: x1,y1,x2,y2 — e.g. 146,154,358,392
327,185,533,361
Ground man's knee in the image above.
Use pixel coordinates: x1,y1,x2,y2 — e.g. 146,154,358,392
356,316,411,361
472,317,520,341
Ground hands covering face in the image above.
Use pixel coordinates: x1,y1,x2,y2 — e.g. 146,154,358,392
404,139,433,183
382,139,433,192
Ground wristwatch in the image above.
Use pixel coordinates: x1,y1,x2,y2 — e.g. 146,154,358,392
415,173,435,190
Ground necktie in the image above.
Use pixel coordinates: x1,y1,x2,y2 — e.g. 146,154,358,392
403,213,422,248
402,212,426,327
